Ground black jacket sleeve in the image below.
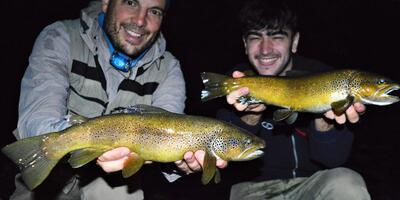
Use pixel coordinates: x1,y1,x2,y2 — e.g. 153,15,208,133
306,120,354,167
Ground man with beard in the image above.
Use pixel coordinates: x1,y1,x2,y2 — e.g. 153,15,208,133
216,0,371,199
10,0,226,199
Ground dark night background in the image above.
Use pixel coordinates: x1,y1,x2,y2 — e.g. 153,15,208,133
1,0,400,199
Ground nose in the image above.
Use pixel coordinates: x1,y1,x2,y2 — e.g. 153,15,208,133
132,9,147,27
260,38,273,55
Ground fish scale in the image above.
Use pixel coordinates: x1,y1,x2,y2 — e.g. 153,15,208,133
201,69,400,123
2,105,265,190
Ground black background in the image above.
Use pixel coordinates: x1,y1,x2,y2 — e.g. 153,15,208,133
1,0,400,199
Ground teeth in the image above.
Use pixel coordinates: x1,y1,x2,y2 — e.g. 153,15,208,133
259,57,277,63
126,30,142,38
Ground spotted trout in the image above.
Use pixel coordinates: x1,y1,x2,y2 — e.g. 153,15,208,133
201,69,400,123
1,105,265,190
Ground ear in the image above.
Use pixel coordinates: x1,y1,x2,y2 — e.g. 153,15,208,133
242,37,249,55
291,32,300,53
102,0,110,13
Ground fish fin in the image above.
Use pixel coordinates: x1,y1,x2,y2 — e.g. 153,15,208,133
200,72,230,102
111,104,170,115
68,148,104,168
273,109,296,123
285,112,298,125
122,153,145,178
1,133,62,190
201,152,217,185
331,96,354,115
214,168,221,184
67,114,88,126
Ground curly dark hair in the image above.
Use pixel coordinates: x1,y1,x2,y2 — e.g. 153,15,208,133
238,0,298,38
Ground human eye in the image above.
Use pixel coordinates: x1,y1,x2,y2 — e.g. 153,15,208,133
272,34,286,40
148,8,163,17
124,0,138,7
247,34,260,41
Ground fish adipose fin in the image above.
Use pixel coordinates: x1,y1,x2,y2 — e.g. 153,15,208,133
122,153,145,178
1,133,61,190
68,148,105,168
273,109,298,124
200,72,230,102
331,96,354,115
201,151,218,184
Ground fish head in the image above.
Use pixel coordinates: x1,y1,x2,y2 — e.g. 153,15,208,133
210,124,265,161
351,72,400,106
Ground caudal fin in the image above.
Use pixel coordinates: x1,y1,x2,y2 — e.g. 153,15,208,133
201,72,230,102
1,133,61,190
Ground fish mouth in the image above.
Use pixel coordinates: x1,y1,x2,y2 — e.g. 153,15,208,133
238,146,265,161
366,84,400,105
245,149,264,160
378,84,400,103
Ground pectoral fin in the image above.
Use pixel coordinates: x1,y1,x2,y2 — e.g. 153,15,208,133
201,152,217,185
273,109,298,124
214,168,221,184
68,148,104,168
331,96,354,115
122,153,145,178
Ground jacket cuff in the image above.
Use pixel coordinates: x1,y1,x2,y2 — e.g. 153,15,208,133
308,120,348,143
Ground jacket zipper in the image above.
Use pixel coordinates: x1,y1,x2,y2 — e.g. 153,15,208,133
291,135,298,178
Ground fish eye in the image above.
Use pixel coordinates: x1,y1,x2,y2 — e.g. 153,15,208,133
377,79,386,84
244,138,252,146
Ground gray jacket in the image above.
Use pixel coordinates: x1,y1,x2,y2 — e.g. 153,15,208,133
16,1,186,139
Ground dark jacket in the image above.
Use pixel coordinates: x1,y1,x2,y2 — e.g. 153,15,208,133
217,55,354,183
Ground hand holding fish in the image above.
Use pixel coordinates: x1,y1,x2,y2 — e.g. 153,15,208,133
314,102,366,132
97,148,228,175
202,69,399,125
2,105,265,189
97,147,152,173
226,71,266,113
175,150,228,174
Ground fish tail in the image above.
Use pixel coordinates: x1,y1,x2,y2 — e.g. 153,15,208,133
1,133,61,190
201,72,230,102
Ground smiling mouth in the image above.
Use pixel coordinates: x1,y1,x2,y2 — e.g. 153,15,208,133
122,27,146,46
126,29,143,38
257,56,278,65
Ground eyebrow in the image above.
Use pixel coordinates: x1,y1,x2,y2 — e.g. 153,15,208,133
245,29,289,38
266,30,289,36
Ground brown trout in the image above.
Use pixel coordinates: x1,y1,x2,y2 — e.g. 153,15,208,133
201,69,400,123
2,105,265,190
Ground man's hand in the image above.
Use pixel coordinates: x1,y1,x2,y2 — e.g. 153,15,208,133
226,71,266,113
96,147,152,173
315,102,366,132
174,150,228,175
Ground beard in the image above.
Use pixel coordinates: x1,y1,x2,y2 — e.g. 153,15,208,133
103,6,158,58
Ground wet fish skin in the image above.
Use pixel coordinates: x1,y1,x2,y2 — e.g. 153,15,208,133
1,105,265,190
201,69,400,123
